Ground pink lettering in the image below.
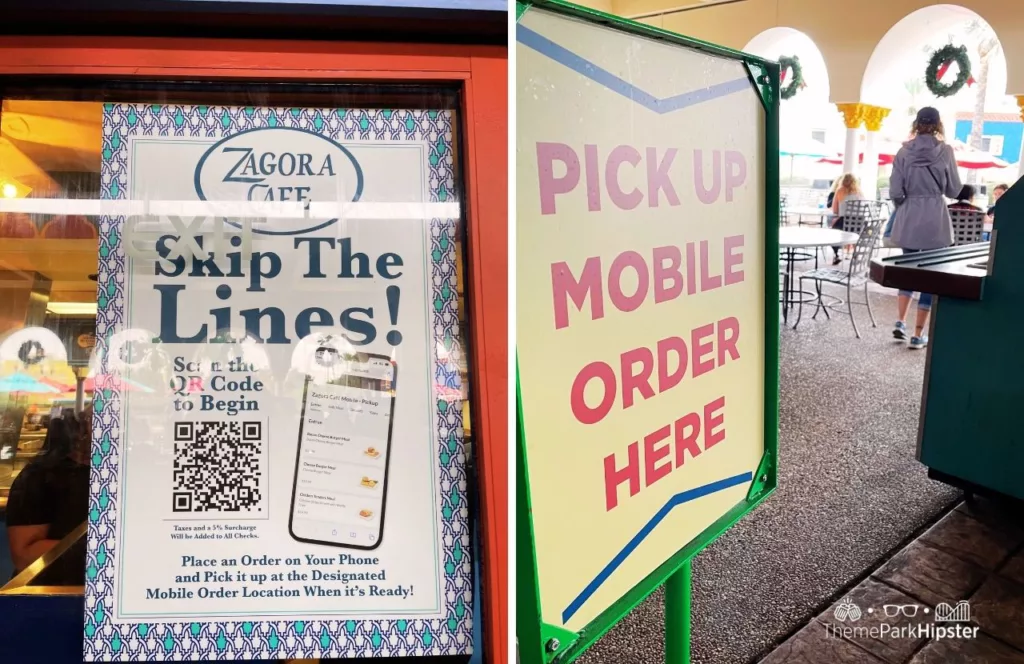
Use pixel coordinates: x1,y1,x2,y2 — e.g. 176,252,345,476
657,336,688,393
699,240,722,291
694,149,722,204
605,145,643,210
621,346,655,410
717,317,740,365
647,147,679,207
551,258,604,330
674,412,702,466
686,241,698,295
608,250,649,313
691,323,716,377
644,425,673,486
584,143,601,212
652,245,683,303
724,235,745,285
537,142,580,215
605,442,640,511
549,244,746,329
570,361,617,425
704,396,726,449
725,151,747,201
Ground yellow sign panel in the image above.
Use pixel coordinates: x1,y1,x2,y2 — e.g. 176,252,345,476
517,8,767,632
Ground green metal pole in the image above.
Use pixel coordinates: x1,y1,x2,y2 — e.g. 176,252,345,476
664,562,692,664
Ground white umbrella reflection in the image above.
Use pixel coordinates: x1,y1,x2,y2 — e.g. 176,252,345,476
96,328,173,407
106,328,157,373
237,336,272,373
185,330,276,396
290,331,361,382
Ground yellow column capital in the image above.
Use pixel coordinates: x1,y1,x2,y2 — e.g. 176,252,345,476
863,105,891,132
835,103,867,130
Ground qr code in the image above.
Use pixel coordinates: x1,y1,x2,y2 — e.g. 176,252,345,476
172,421,263,513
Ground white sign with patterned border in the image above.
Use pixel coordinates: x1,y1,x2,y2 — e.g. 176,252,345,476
85,104,471,660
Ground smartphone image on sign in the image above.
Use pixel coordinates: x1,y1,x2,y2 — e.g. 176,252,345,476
288,347,396,550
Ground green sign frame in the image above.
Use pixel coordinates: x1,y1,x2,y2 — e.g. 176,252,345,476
515,1,781,662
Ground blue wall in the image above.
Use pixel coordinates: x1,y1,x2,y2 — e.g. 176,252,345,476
954,119,1022,165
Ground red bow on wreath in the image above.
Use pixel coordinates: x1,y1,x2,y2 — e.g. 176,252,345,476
937,59,976,87
779,68,806,88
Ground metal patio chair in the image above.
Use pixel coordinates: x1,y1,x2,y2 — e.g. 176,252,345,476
949,208,985,246
794,212,885,339
839,199,884,237
779,267,790,324
828,199,883,263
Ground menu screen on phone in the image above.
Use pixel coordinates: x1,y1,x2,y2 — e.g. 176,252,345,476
289,351,396,549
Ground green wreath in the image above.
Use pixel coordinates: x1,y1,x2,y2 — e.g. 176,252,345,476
926,45,972,98
17,339,45,365
778,55,805,100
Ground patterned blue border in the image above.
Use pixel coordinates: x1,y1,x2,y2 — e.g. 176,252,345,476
85,104,470,660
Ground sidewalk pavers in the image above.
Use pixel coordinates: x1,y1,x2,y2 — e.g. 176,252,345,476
759,496,1024,664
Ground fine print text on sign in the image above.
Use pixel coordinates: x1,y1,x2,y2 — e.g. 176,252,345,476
517,6,766,634
85,105,470,661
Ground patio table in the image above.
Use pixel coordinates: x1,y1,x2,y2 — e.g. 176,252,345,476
784,206,836,227
779,226,859,325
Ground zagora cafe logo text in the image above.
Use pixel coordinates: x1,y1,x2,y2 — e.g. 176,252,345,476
123,126,405,349
195,126,364,235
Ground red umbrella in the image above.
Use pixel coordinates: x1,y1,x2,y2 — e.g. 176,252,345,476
817,136,904,167
949,139,1009,169
820,138,1011,170
818,153,893,166
39,377,75,392
435,383,463,403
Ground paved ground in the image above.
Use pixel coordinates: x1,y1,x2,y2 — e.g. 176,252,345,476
760,497,1024,664
577,284,961,664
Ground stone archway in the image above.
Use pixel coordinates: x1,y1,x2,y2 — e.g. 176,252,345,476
744,26,831,100
744,28,840,187
862,4,1017,180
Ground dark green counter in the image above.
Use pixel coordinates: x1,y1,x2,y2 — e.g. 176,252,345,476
870,192,1023,502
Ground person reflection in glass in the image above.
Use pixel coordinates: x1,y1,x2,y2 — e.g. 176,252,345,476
5,408,90,583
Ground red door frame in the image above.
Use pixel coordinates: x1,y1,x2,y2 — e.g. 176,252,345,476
0,35,507,664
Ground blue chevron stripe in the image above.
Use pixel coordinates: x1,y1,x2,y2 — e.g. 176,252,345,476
517,24,750,114
562,472,754,623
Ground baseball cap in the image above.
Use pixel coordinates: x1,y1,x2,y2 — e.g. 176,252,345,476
915,107,941,125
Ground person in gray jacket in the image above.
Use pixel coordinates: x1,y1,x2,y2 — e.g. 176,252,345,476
888,106,962,349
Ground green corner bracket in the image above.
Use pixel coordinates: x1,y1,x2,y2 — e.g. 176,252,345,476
744,61,775,112
745,449,776,503
516,1,531,21
540,623,579,662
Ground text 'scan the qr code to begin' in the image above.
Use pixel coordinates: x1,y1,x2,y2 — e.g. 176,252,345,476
172,421,266,515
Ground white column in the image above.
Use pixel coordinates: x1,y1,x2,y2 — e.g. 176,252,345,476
862,130,880,200
1017,138,1024,181
1013,96,1024,181
842,126,860,176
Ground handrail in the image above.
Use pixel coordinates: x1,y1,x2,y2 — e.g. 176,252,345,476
0,520,86,596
